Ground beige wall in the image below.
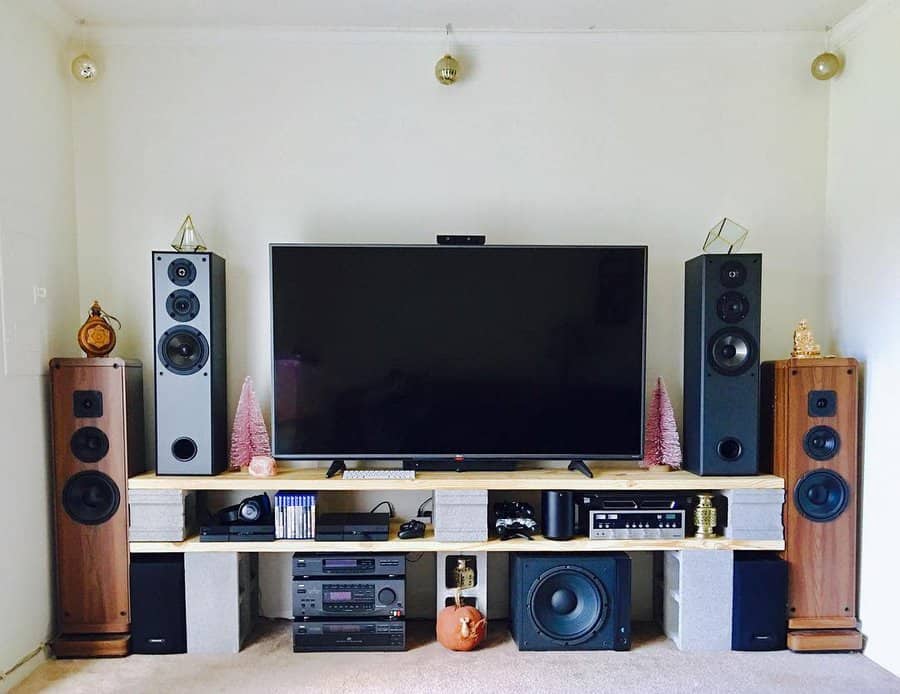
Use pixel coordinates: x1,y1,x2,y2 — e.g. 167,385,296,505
825,0,900,676
69,28,832,621
0,0,80,681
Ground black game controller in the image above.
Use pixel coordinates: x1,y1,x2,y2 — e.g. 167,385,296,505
397,519,425,539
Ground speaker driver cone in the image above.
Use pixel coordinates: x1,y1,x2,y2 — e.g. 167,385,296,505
709,329,755,375
803,425,841,461
70,426,110,463
716,291,750,324
62,471,120,525
794,469,850,522
158,327,210,375
528,566,609,644
166,289,200,322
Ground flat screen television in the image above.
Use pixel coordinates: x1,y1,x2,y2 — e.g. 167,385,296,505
271,244,647,465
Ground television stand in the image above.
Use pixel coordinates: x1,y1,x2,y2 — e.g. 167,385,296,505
568,459,594,478
402,459,518,472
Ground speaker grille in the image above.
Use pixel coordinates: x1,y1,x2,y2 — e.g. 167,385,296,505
527,565,609,644
62,470,121,525
70,426,110,463
158,327,210,375
794,469,850,522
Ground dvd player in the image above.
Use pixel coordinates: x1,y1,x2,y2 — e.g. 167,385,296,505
293,619,405,652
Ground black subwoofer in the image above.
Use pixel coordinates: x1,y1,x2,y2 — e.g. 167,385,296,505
509,553,630,651
683,253,762,475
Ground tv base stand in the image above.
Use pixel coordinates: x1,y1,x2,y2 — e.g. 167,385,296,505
325,460,346,478
568,459,594,478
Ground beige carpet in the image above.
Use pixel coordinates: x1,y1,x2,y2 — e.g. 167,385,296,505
14,621,900,694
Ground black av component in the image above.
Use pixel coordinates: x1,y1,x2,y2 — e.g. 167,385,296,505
292,553,407,652
292,578,406,618
293,620,406,652
293,553,405,577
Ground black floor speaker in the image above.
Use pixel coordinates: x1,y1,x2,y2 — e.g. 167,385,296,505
509,553,630,651
682,253,762,475
732,553,787,651
130,554,187,654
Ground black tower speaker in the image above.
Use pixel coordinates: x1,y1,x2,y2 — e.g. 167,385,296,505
683,253,762,475
541,491,575,540
732,553,787,651
153,251,227,475
130,554,187,654
509,553,630,651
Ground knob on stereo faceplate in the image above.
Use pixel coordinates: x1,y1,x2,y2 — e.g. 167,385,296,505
378,588,397,605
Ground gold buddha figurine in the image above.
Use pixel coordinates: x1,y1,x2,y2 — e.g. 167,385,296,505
792,319,822,359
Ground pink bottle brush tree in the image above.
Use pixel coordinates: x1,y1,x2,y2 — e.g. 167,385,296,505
229,376,272,470
642,377,682,469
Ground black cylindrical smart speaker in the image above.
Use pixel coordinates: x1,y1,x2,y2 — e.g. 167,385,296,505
541,490,575,540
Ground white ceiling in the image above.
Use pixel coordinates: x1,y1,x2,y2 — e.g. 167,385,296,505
54,0,865,33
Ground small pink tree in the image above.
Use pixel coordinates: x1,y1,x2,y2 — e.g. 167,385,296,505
642,377,682,469
229,377,271,470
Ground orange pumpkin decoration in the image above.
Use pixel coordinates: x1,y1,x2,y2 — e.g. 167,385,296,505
436,591,487,651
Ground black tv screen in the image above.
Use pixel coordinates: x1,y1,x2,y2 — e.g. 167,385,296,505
271,245,647,460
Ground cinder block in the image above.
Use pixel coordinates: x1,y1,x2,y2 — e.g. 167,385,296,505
436,551,488,616
129,490,197,541
723,489,784,540
662,549,734,651
185,552,258,653
434,489,488,541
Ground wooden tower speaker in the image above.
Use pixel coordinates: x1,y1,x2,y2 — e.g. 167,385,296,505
49,358,144,657
761,357,861,652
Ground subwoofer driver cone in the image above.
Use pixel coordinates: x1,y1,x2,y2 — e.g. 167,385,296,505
708,329,756,376
62,471,121,525
527,565,609,645
158,327,210,375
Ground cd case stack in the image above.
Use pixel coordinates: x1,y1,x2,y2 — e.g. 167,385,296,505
275,492,317,540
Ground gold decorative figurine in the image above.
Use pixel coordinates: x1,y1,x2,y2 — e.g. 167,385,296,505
694,494,718,539
792,319,822,359
77,301,121,357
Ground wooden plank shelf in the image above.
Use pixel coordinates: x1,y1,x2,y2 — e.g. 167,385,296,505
130,524,784,554
128,464,784,492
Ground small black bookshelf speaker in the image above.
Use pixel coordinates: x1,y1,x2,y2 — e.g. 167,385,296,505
131,554,187,654
541,491,575,540
732,552,787,651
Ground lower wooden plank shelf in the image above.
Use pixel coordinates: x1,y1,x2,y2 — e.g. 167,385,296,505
130,527,783,554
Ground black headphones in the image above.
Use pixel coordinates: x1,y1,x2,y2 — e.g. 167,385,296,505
216,494,272,525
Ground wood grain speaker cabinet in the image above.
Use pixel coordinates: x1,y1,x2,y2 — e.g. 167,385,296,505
761,357,860,651
49,358,144,657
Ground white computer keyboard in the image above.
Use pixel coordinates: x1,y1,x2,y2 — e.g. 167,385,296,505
342,469,416,480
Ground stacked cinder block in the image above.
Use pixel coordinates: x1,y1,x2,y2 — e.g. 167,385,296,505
128,489,197,541
436,551,488,615
662,549,734,651
184,552,259,653
433,489,488,541
722,489,784,541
